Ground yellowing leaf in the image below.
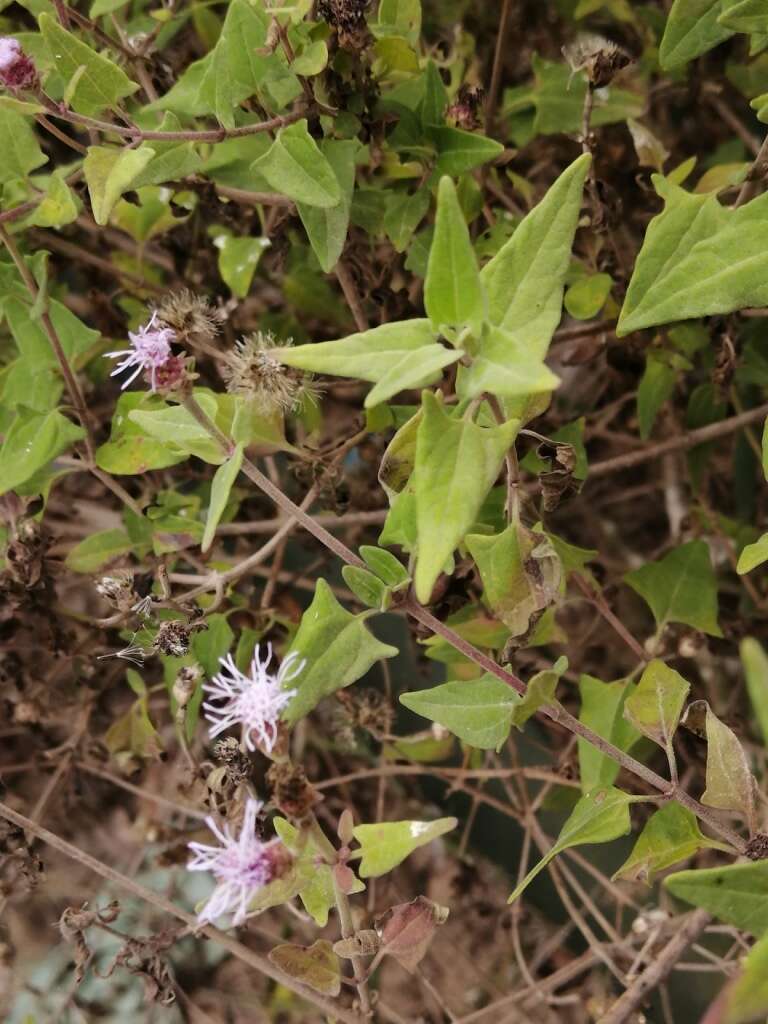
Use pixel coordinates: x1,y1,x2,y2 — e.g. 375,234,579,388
353,817,457,878
84,145,156,226
701,703,756,830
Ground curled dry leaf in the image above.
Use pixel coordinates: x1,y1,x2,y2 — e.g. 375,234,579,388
374,895,450,974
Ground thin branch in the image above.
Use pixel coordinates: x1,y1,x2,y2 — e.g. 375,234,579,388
588,404,768,478
485,0,513,133
734,130,768,207
335,260,369,332
598,911,711,1024
0,800,363,1024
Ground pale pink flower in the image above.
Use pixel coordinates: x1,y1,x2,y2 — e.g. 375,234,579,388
187,798,284,925
202,644,304,754
0,37,37,90
105,313,177,391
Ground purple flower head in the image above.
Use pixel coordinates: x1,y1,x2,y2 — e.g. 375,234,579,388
0,37,38,91
202,643,304,755
105,312,177,391
187,797,287,925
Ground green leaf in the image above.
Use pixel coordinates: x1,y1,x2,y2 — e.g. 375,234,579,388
724,931,768,1024
28,172,79,228
0,107,47,184
613,802,725,883
413,391,518,603
195,0,298,128
465,523,561,638
352,817,457,878
618,179,768,335
274,817,363,925
84,145,156,226
762,418,768,480
720,0,768,32
65,528,133,572
665,860,768,935
252,119,341,208
359,545,410,587
213,232,269,298
128,394,225,464
624,540,722,636
39,12,139,116
284,579,397,725
427,125,504,178
0,408,84,494
578,675,642,791
341,565,390,610
480,153,591,358
624,659,690,756
274,319,458,407
637,352,677,440
563,273,612,320
297,139,358,272
424,176,483,330
383,189,430,252
201,444,243,553
701,702,756,828
529,55,643,136
268,941,341,998
96,393,189,474
737,532,768,573
510,657,566,728
400,674,522,750
459,325,560,400
740,637,768,746
659,0,736,69
508,787,633,903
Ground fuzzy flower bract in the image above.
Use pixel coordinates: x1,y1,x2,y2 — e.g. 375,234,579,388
187,797,285,925
106,312,177,391
202,643,304,754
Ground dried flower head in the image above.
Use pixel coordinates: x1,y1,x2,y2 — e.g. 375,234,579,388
221,332,321,414
202,643,304,754
317,0,370,34
187,797,289,925
106,312,177,392
563,34,631,89
155,290,223,342
0,37,38,91
153,619,194,658
446,84,485,131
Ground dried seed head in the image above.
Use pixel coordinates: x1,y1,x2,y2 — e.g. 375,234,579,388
222,332,321,414
267,760,321,819
155,290,223,342
153,620,193,658
212,736,252,786
317,0,370,34
0,37,38,92
173,664,203,709
562,34,631,89
96,569,137,610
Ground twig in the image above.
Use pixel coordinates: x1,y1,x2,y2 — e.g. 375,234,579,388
335,260,368,332
598,911,711,1024
734,131,768,207
0,800,363,1024
485,0,513,133
589,404,768,478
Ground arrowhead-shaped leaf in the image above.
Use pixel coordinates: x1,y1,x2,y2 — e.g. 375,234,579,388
659,0,736,69
624,540,722,636
424,176,483,330
283,579,397,724
400,674,521,750
413,391,518,603
268,940,341,997
701,703,756,829
614,802,726,883
624,659,690,753
252,120,341,208
480,153,591,357
352,817,457,878
665,860,768,935
578,675,642,791
508,787,633,903
84,145,156,226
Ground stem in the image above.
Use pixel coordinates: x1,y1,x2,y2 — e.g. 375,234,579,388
589,404,768,478
180,392,748,855
335,260,369,332
598,910,711,1024
485,0,513,133
734,131,768,208
0,800,363,1024
39,100,303,143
